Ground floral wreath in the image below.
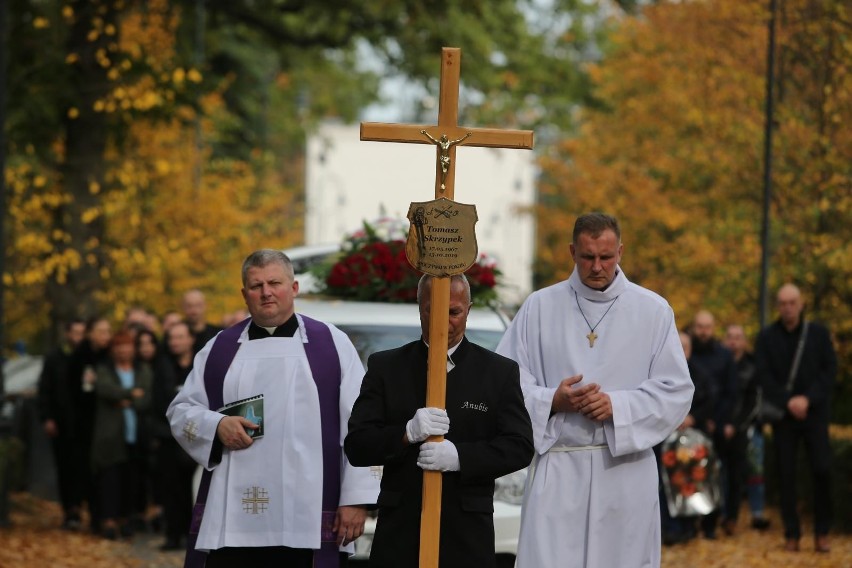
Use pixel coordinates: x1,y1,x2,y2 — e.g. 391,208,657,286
659,427,721,517
310,218,501,305
661,442,709,499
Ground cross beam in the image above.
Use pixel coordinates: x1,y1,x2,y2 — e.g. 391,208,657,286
362,49,533,199
360,47,533,568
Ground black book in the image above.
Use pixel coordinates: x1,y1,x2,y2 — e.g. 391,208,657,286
218,394,264,439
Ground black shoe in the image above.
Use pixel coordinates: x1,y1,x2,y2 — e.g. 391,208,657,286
663,531,689,546
752,517,771,530
131,516,147,533
62,518,82,531
160,538,182,552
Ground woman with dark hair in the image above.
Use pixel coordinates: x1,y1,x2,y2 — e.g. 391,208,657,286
156,320,197,551
67,316,113,533
136,328,169,533
91,331,152,539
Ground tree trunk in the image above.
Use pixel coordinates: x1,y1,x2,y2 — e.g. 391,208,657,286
49,1,120,327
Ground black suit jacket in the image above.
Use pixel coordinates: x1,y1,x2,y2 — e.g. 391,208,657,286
345,337,533,568
755,319,837,419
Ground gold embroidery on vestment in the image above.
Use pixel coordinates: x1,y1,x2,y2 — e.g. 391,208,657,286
242,486,270,514
183,421,198,442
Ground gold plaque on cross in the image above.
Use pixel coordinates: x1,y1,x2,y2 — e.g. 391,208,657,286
406,197,478,277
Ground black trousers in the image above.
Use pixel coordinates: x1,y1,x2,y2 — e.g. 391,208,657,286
158,437,196,542
51,435,84,519
772,413,832,539
717,430,748,522
205,547,349,568
97,443,147,522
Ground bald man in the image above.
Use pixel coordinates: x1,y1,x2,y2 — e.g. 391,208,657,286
181,289,222,355
689,309,738,539
754,284,837,553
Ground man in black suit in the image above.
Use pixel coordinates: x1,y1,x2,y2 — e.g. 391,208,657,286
755,283,837,553
345,274,533,568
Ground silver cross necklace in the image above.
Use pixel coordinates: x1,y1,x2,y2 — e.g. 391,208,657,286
574,290,619,348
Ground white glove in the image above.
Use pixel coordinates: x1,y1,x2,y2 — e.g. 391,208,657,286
417,440,460,472
405,407,450,443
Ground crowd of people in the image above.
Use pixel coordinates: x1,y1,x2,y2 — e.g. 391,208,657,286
658,315,768,545
656,288,837,555
36,290,245,550
31,212,839,567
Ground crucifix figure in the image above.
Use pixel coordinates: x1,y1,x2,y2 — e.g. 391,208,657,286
420,130,472,190
361,47,533,568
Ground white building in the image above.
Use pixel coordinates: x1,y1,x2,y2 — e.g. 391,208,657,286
304,121,536,305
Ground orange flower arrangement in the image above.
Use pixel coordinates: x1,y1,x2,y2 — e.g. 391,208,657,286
661,442,711,498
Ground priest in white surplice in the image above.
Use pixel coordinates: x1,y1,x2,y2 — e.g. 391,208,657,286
497,213,693,568
167,250,379,568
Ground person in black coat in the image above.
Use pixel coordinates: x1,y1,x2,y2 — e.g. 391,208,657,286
37,318,87,530
345,274,534,568
723,324,770,531
755,284,837,553
690,310,738,539
152,321,197,551
658,331,715,545
66,316,114,533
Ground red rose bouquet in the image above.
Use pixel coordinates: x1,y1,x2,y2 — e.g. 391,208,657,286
311,218,501,305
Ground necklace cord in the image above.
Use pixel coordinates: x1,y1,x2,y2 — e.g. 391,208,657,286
574,290,619,333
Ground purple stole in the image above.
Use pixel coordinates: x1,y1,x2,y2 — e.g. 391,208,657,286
184,315,342,568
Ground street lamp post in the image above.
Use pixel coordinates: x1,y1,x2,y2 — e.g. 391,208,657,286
0,0,11,528
758,0,778,329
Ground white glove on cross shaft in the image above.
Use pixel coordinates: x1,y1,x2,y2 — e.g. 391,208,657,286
417,440,460,472
405,407,450,443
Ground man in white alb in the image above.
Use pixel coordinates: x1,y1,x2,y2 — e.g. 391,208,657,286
167,249,379,568
497,213,694,567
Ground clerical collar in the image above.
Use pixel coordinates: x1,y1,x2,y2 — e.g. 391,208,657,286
568,266,625,302
248,315,298,340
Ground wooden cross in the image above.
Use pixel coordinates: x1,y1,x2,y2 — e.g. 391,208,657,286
361,47,533,567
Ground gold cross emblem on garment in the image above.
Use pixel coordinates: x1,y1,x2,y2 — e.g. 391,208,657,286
242,486,270,514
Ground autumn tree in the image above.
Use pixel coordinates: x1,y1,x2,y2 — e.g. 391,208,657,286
5,0,310,346
5,0,606,351
536,0,850,415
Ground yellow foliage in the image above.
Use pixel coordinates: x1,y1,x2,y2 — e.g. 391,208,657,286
537,0,851,370
80,208,101,224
